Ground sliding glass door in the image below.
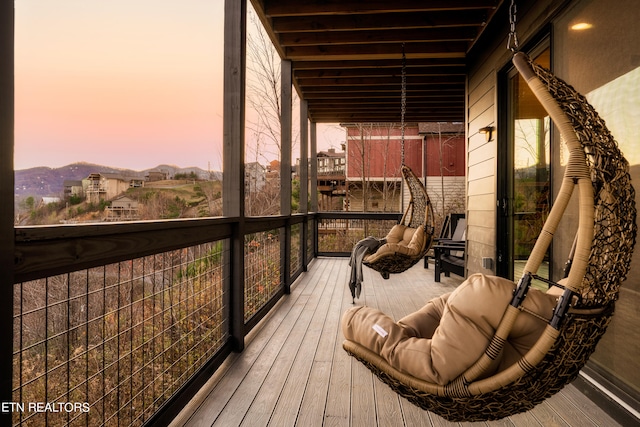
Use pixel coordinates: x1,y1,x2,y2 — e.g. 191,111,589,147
497,46,551,288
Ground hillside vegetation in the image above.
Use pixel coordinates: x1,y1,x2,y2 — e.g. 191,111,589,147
16,180,223,225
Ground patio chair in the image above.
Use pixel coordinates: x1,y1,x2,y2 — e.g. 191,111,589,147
362,165,435,278
342,52,636,421
433,217,466,281
424,213,464,269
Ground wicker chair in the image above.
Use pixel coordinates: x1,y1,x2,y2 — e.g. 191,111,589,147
343,52,637,421
362,165,435,278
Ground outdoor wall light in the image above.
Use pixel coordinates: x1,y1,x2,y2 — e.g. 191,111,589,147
479,125,495,142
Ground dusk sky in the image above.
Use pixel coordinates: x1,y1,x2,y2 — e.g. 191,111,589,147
14,0,343,171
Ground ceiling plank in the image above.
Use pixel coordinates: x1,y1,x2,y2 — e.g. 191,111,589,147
279,28,478,47
284,42,470,61
292,58,466,70
294,66,465,79
271,11,491,33
249,0,504,123
263,0,498,17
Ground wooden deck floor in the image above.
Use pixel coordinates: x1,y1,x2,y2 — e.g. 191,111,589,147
171,258,622,427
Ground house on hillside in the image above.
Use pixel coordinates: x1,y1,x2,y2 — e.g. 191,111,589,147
105,195,139,221
83,173,143,203
63,180,83,200
317,147,346,211
146,170,169,182
245,162,266,193
266,160,280,182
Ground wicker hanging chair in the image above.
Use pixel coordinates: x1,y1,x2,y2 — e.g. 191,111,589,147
358,44,435,278
362,164,435,277
343,52,636,421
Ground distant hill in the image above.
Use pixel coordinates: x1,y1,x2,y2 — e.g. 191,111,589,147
14,162,220,198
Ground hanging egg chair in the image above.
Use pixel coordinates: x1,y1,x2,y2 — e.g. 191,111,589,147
342,44,636,423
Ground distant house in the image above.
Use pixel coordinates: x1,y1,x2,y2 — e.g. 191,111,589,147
266,160,280,180
63,180,84,200
245,162,266,193
105,196,139,221
83,173,143,203
146,170,169,182
317,148,346,211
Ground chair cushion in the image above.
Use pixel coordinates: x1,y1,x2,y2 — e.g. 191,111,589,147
385,224,408,244
365,226,424,262
342,273,558,385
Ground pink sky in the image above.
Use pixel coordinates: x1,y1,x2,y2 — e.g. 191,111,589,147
14,1,343,171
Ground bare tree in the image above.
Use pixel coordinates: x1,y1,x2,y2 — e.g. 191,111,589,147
245,9,301,215
348,123,403,212
245,10,300,161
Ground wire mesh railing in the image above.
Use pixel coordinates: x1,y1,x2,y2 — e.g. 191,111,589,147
290,223,302,275
13,241,229,427
244,230,283,322
10,212,390,426
316,213,401,254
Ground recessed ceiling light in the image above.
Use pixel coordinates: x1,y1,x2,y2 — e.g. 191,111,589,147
571,22,593,30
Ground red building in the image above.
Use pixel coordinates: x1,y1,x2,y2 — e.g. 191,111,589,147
343,122,465,218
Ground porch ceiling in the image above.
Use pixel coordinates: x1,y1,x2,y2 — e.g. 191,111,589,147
250,0,505,123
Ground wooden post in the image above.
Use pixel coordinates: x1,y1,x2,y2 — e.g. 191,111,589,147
299,99,309,213
280,60,292,217
281,60,292,292
223,0,246,352
299,100,309,268
0,0,13,421
310,122,318,213
310,121,318,258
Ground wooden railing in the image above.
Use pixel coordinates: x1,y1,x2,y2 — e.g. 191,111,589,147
11,212,397,426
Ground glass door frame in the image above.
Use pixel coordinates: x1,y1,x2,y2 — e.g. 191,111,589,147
496,37,553,282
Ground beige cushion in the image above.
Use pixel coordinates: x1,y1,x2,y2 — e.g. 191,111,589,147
364,226,424,262
385,224,408,244
342,273,558,385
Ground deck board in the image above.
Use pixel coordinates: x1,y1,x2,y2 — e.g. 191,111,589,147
172,258,623,427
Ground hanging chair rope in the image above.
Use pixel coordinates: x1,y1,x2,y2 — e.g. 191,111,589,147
506,0,519,52
400,43,406,166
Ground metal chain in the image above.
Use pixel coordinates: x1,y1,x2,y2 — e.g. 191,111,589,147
400,43,406,165
507,0,519,52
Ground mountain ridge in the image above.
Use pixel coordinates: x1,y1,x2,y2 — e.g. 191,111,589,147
15,162,219,198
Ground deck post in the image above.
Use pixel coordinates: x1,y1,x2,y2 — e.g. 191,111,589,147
281,59,292,292
223,0,246,352
310,122,318,258
0,0,14,422
299,99,309,269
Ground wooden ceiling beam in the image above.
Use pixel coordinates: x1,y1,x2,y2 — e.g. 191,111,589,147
271,11,490,33
292,58,466,70
304,90,464,104
263,0,499,17
309,114,464,123
301,84,464,92
306,99,464,105
285,42,470,61
308,107,463,115
249,0,504,123
294,66,465,79
296,75,464,87
279,28,478,47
